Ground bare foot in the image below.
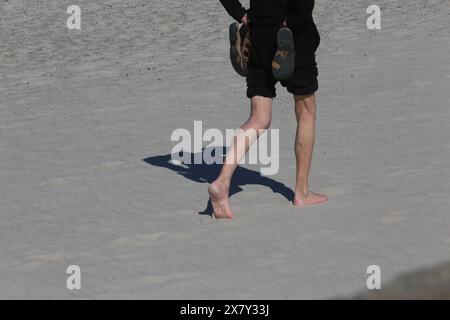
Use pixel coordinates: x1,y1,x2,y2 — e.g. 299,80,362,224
293,191,328,207
208,180,234,219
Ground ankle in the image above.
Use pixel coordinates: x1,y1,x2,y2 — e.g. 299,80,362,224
295,189,309,197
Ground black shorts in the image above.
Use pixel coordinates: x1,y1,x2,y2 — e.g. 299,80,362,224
246,25,320,99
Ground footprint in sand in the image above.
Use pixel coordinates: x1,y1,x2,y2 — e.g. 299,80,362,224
110,232,170,248
110,231,195,248
141,272,201,286
381,210,410,224
320,186,347,197
39,176,82,187
98,161,125,169
20,252,68,270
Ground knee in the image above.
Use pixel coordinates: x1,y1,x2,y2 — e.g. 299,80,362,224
295,99,316,120
261,117,271,129
295,136,305,148
301,106,316,120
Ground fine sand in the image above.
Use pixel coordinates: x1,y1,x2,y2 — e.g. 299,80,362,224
1,0,449,299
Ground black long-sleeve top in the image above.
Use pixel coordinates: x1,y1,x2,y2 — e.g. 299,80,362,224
219,0,316,30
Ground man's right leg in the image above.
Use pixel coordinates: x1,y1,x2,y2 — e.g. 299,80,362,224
292,94,328,207
209,96,273,219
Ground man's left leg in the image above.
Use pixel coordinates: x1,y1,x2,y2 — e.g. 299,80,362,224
293,94,328,206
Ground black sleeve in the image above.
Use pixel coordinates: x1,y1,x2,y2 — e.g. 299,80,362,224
219,0,247,22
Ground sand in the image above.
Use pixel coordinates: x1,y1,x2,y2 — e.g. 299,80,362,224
0,0,449,299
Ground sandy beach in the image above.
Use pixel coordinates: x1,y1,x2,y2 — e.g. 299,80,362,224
1,0,449,299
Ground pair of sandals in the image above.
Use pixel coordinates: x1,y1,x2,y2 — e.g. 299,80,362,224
229,22,295,80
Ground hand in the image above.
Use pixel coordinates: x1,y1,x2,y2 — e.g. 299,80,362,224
241,13,249,26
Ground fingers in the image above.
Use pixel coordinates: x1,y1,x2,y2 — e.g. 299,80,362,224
241,13,249,26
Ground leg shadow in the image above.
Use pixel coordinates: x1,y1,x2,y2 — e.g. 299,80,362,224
143,148,294,216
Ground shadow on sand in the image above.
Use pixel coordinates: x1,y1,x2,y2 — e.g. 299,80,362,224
143,148,294,216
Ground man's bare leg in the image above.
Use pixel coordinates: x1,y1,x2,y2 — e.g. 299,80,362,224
293,94,328,207
209,96,273,218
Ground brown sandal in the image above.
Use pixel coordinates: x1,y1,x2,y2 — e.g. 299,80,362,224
229,22,251,77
